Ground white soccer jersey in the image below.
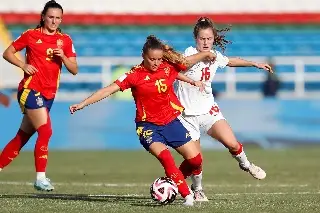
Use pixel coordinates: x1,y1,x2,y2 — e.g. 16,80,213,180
175,46,229,115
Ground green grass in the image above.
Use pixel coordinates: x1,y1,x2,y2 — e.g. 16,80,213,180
0,148,319,212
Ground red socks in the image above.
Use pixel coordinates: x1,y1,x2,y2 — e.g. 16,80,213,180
0,129,32,168
179,153,203,178
157,149,190,198
34,122,52,172
229,142,243,156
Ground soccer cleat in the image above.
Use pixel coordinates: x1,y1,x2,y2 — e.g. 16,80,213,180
34,178,54,191
239,163,266,180
191,184,209,202
182,194,194,206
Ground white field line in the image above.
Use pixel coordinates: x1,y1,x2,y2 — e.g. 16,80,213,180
0,181,311,188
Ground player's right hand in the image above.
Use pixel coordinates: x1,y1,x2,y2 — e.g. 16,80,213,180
22,64,38,75
206,52,217,61
69,103,85,114
194,81,205,92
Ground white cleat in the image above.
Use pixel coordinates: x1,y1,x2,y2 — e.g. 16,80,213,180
183,194,194,206
191,184,209,202
240,163,266,180
34,178,54,191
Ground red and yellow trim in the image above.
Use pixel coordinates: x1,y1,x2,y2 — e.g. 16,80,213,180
170,101,184,112
23,76,33,88
141,106,146,121
18,88,31,113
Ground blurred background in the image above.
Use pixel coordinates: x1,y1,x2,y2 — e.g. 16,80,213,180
1,0,320,150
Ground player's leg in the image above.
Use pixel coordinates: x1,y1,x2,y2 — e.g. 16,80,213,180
0,115,35,170
0,90,37,171
206,108,266,180
162,117,205,204
176,115,207,201
20,90,54,191
136,122,193,206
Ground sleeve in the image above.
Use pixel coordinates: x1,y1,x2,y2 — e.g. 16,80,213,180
183,46,197,57
114,68,137,91
63,35,77,58
215,50,229,68
12,30,30,51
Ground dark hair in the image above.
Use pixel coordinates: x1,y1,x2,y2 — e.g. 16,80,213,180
142,35,188,66
142,35,164,54
193,17,231,52
36,0,63,32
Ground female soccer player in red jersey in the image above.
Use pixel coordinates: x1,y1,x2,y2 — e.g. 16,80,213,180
175,17,272,201
70,35,216,206
0,0,77,191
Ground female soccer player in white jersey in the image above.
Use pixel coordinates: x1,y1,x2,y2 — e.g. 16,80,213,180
175,17,273,201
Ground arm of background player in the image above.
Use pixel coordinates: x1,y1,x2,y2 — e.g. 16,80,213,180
3,45,25,70
185,51,216,68
0,92,10,107
3,30,38,74
61,56,78,75
70,83,120,114
61,36,78,75
176,73,204,91
228,57,273,73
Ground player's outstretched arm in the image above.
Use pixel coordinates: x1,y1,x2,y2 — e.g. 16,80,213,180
185,51,216,68
228,57,273,73
176,73,205,91
69,83,120,114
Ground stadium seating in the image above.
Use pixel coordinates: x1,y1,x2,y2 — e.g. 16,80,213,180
9,26,320,57
8,25,320,93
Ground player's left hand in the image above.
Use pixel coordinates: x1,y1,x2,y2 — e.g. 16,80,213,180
255,63,273,73
193,81,205,92
69,102,86,114
53,48,65,58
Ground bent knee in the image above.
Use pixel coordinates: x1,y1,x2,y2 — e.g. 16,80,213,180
37,123,53,139
188,153,202,168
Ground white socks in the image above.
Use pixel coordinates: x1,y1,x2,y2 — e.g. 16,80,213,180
36,172,46,180
183,194,194,206
191,171,203,191
233,151,251,168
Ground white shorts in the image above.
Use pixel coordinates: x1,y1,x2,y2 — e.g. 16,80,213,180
178,103,225,140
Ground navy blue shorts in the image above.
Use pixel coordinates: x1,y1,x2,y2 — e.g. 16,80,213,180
136,117,192,151
17,89,54,114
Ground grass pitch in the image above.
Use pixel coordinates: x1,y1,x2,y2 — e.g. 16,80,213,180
0,147,319,213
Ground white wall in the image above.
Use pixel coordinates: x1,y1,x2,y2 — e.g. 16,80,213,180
0,0,319,13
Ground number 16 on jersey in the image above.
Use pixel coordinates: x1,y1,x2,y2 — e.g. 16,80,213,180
200,67,210,81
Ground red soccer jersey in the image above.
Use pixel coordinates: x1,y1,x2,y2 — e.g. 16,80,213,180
12,28,76,99
115,61,187,125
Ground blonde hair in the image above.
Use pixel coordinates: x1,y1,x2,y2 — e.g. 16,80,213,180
143,35,189,67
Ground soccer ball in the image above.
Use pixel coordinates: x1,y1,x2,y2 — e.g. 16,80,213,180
150,177,178,205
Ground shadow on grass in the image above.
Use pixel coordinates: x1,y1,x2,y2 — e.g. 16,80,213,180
0,193,150,204
0,193,225,207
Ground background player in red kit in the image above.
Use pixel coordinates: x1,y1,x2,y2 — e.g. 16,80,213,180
0,92,10,107
0,0,78,191
70,35,215,206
